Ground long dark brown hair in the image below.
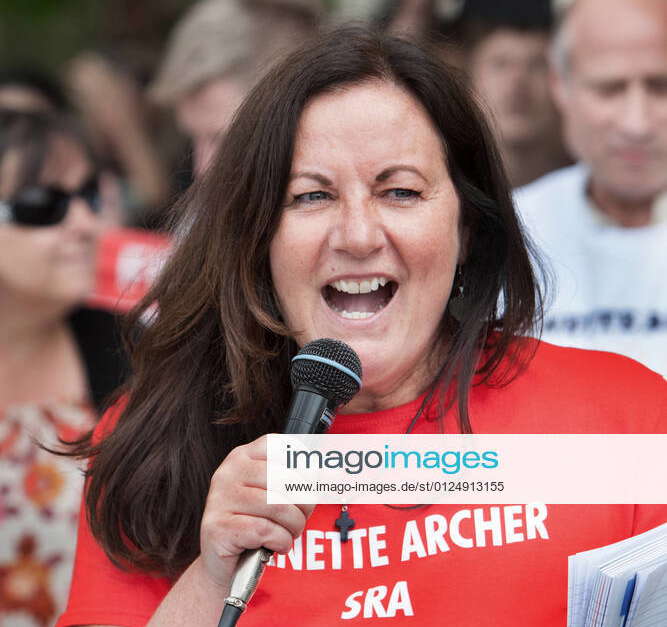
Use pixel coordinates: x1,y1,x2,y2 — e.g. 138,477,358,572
68,26,543,577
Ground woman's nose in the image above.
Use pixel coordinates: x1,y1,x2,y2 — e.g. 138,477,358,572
63,197,100,237
617,83,652,141
329,197,385,259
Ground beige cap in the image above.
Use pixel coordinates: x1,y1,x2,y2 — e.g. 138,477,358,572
150,0,323,105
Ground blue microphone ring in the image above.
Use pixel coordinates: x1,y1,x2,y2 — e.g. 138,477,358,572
291,354,362,388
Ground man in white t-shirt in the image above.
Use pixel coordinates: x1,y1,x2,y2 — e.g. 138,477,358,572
515,0,667,375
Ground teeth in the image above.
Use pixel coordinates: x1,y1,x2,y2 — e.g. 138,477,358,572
340,311,374,319
330,277,389,294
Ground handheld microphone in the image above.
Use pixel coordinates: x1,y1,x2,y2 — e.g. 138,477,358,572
218,338,362,627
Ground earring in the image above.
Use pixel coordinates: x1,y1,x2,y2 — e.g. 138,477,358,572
448,265,466,322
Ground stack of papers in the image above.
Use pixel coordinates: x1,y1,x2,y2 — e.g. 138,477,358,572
568,522,667,627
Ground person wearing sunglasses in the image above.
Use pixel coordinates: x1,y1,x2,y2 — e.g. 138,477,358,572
0,108,127,626
0,173,100,227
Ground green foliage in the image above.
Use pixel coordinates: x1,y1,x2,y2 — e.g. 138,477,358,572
0,0,100,69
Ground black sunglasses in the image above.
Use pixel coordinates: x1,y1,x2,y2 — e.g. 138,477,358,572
0,175,100,227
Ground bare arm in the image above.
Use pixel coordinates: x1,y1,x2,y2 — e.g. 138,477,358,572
66,53,171,213
146,556,230,626
73,561,226,627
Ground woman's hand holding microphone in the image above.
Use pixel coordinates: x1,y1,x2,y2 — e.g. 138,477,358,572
200,434,315,589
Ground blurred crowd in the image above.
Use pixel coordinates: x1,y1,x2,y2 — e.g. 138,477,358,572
0,0,665,624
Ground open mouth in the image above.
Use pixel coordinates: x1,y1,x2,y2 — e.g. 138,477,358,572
322,277,398,319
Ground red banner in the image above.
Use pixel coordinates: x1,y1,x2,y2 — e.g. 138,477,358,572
87,228,171,313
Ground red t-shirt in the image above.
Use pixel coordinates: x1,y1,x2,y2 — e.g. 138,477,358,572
57,341,667,626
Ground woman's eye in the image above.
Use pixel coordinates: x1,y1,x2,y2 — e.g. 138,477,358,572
293,191,331,204
386,188,420,200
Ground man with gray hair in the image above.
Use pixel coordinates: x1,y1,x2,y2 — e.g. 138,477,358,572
515,0,667,375
151,0,321,178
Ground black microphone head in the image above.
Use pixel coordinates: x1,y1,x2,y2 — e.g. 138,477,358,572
290,338,362,408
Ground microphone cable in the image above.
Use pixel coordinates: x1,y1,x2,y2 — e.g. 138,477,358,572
218,604,242,627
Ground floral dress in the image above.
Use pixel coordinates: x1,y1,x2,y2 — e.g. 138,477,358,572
0,402,93,626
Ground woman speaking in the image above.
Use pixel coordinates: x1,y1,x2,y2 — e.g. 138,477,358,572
57,27,666,626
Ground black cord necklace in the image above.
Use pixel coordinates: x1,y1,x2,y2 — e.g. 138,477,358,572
334,384,439,541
